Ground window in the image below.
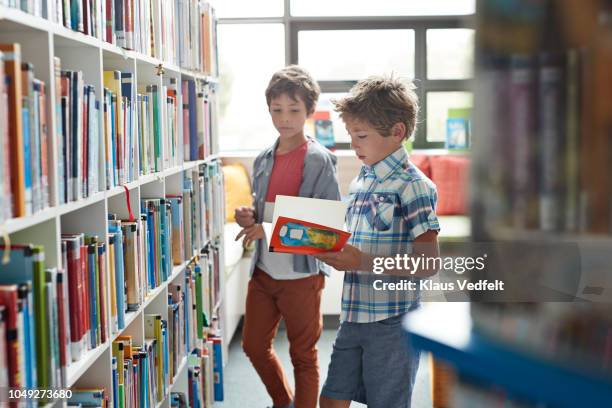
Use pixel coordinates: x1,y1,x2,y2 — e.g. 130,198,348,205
290,0,475,17
218,24,285,151
427,29,474,80
215,0,283,18
298,30,415,81
218,2,474,151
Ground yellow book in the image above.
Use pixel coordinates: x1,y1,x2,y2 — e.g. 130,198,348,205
145,314,164,402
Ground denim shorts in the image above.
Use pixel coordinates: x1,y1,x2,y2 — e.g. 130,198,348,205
321,313,420,408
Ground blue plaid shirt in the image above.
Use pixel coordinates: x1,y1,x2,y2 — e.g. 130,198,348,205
342,147,440,323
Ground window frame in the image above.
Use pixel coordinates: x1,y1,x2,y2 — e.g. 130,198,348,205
218,0,474,150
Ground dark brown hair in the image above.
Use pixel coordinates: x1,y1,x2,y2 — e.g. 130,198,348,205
265,65,320,114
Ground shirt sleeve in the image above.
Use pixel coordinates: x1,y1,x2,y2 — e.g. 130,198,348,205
401,179,441,240
311,154,341,201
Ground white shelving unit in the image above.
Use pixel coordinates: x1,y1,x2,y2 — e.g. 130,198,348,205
0,4,223,407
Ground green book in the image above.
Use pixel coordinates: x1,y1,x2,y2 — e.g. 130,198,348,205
195,264,204,339
31,246,49,389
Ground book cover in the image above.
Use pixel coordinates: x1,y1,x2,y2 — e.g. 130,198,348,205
0,43,26,217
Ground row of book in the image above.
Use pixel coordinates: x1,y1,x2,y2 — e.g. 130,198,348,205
1,1,218,75
0,245,69,391
471,302,612,375
0,162,224,395
475,48,610,235
0,0,43,16
23,0,219,75
466,2,612,406
0,44,52,222
58,66,103,204
0,43,220,223
474,1,612,235
451,377,535,408
111,257,223,408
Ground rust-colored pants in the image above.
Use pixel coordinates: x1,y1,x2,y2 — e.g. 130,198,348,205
242,268,325,408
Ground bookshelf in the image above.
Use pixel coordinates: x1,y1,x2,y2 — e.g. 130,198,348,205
0,1,224,406
404,303,612,408
404,0,611,406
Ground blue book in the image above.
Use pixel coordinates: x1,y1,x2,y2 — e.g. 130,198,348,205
143,204,155,289
93,100,100,194
87,242,97,348
159,199,169,281
68,389,105,406
446,117,469,150
18,283,34,392
162,321,169,394
111,356,118,408
22,102,32,214
70,71,82,201
183,274,190,353
213,338,224,401
110,93,117,187
141,350,149,408
139,352,147,408
85,86,96,197
32,80,42,213
0,246,38,389
60,95,69,203
187,80,197,161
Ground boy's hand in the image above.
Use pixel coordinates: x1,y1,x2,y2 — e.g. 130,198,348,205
235,206,256,228
235,224,265,247
314,244,363,271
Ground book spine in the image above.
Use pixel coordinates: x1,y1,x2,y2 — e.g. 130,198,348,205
538,52,565,232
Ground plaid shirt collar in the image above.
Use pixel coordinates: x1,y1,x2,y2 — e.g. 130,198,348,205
360,146,409,183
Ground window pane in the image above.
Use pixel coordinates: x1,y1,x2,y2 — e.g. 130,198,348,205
291,0,475,16
427,29,475,79
216,0,283,18
218,24,285,151
306,93,350,146
426,92,473,143
298,30,414,81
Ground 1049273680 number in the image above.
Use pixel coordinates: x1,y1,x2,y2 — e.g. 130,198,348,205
6,388,73,401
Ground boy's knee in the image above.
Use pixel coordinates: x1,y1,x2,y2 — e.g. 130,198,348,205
289,345,318,366
242,339,271,360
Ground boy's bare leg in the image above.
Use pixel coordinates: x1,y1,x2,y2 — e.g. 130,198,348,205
319,396,350,408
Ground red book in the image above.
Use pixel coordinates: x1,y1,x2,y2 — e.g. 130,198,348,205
0,286,22,387
105,0,113,43
62,235,84,359
269,216,351,255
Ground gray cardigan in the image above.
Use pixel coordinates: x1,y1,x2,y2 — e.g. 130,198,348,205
249,137,341,276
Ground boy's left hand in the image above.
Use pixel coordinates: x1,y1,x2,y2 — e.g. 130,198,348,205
314,244,363,271
235,224,265,248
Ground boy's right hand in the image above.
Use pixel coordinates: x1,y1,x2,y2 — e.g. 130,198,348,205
235,206,256,227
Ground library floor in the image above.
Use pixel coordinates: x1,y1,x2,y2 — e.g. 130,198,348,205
217,324,433,407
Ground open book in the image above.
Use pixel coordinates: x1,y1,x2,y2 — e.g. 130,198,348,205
264,195,351,255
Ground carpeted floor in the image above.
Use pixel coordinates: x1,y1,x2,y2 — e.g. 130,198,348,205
216,321,432,408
